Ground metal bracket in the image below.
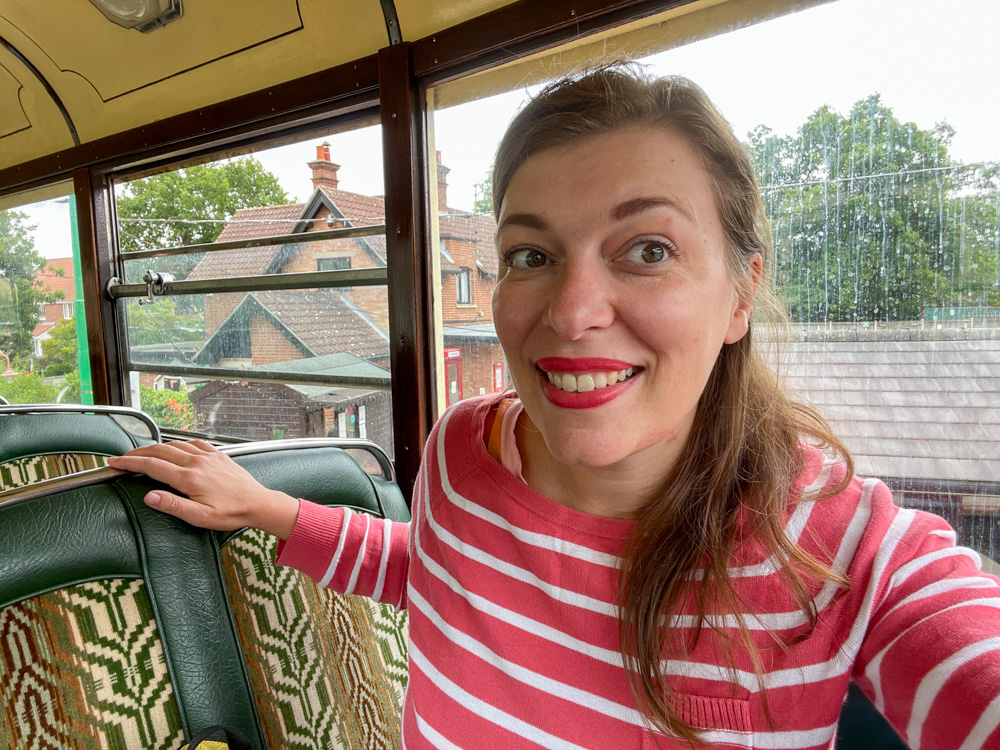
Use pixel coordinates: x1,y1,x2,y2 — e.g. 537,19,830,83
138,269,170,305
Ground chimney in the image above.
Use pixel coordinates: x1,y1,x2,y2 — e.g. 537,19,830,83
436,150,450,213
308,141,340,193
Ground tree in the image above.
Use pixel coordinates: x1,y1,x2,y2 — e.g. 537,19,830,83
127,298,204,347
746,95,999,322
0,210,55,360
116,157,289,280
40,317,79,376
473,172,494,215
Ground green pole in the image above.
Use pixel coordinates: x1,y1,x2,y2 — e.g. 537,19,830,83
69,195,94,404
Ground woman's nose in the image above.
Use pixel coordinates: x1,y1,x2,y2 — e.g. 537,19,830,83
545,261,615,340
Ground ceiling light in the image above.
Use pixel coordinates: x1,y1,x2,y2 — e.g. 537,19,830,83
88,0,182,33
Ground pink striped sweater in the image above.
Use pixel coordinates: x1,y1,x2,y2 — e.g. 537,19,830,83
277,395,1000,749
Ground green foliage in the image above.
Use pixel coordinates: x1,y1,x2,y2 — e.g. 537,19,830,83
0,210,53,359
746,95,1000,322
0,371,59,404
61,369,81,403
41,317,79,376
116,157,289,279
128,298,204,347
473,172,494,216
139,386,195,430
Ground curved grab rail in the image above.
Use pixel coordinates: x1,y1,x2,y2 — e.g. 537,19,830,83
0,437,394,509
0,395,8,405
0,403,162,444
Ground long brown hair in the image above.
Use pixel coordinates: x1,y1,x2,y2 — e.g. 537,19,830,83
492,64,854,743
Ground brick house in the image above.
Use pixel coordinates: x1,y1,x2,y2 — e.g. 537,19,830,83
32,257,75,358
185,143,506,442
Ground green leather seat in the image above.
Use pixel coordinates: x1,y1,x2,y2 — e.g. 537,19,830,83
0,440,409,750
0,405,160,490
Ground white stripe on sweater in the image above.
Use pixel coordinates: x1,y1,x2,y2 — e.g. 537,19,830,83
372,518,393,601
318,507,353,588
345,512,371,594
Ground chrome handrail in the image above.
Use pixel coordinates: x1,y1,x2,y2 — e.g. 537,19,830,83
0,437,394,509
0,404,162,443
0,395,8,405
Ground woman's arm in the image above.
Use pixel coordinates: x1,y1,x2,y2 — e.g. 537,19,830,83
108,440,412,608
853,486,1000,749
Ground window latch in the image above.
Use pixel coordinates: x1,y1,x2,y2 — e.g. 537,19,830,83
138,269,170,305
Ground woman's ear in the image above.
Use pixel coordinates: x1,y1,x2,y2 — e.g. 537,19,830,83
724,252,762,344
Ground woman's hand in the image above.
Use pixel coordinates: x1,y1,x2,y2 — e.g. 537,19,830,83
106,440,300,540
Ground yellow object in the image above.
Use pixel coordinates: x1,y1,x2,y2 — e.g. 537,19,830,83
179,742,229,750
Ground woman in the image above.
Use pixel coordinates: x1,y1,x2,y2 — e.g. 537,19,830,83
109,66,1000,749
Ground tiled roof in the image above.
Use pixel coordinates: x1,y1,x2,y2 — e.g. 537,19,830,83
32,321,57,338
36,258,76,299
779,337,1000,484
254,289,389,360
440,212,498,277
188,204,305,280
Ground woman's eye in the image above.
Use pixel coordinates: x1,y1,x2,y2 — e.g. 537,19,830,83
506,248,549,268
622,240,671,265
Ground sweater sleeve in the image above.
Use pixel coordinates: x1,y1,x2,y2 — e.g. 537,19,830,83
852,482,1000,749
275,499,411,609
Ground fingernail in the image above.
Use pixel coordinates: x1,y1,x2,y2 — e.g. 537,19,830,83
106,457,119,465
145,493,161,507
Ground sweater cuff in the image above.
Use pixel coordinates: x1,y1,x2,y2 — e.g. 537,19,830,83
274,500,346,582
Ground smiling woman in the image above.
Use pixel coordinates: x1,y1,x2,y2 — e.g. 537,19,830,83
110,64,1000,750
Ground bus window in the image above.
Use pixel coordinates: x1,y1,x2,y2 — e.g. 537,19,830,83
111,123,395,458
0,183,93,406
426,0,1000,568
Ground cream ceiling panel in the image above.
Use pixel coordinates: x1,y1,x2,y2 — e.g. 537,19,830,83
395,0,518,41
0,63,29,138
0,0,385,158
0,38,76,169
4,1,305,101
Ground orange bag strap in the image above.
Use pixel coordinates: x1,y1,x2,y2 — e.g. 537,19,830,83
485,396,517,462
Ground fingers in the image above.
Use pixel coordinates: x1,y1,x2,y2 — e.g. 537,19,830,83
144,489,217,529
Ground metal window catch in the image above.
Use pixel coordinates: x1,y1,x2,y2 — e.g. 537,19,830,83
138,269,170,305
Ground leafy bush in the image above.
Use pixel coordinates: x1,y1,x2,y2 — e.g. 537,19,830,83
139,386,195,430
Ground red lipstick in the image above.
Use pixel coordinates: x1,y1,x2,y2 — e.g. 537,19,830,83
535,357,636,373
537,369,639,409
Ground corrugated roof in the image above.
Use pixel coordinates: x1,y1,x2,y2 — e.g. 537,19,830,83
778,337,1000,483
255,351,388,380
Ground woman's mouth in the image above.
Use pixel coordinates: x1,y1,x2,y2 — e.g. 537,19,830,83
534,357,642,408
543,367,635,393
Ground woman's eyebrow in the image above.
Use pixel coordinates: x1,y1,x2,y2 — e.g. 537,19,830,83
497,212,549,233
610,196,693,223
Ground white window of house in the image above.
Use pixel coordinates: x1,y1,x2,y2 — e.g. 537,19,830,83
359,404,367,439
457,268,471,304
63,301,73,318
317,256,351,271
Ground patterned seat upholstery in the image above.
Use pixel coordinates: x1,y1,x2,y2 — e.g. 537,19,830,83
221,530,408,750
0,414,410,750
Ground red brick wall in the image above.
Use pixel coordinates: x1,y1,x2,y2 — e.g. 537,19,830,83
250,317,303,365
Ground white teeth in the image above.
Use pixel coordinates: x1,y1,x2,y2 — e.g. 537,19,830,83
543,367,637,393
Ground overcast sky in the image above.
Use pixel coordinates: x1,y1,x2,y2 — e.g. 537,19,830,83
21,0,1000,259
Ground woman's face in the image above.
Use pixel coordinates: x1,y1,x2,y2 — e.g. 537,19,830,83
493,127,758,475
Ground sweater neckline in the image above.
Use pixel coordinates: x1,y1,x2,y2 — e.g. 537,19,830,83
460,394,637,543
